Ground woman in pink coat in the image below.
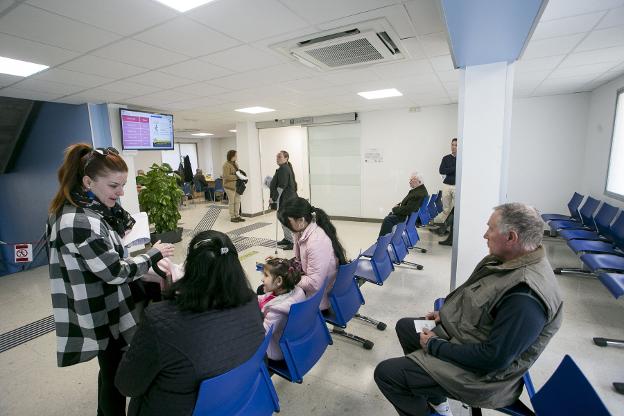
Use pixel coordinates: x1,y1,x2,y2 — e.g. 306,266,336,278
278,197,348,311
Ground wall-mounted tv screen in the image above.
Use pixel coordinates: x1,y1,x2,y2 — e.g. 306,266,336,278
120,109,174,150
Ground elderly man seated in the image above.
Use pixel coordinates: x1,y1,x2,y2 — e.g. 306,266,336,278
378,172,428,237
374,203,563,416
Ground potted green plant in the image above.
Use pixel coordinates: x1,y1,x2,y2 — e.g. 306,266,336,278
137,163,184,243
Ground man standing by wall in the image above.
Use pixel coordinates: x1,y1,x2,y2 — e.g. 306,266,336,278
434,138,457,235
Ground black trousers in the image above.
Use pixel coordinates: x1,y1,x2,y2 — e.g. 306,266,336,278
374,318,450,416
379,213,404,237
97,336,127,416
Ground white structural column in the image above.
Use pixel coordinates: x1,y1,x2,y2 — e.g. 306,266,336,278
450,61,515,289
236,121,264,215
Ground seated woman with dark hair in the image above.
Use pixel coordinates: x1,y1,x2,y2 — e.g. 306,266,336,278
115,231,264,416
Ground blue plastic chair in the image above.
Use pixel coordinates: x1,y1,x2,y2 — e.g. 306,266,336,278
325,258,386,350
548,196,600,231
214,178,226,202
598,272,624,299
388,222,423,270
268,280,333,383
541,192,584,222
356,233,394,285
405,207,428,254
192,327,280,416
417,195,431,226
427,193,439,219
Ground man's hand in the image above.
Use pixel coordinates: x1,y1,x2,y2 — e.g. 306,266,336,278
425,311,440,323
419,328,437,351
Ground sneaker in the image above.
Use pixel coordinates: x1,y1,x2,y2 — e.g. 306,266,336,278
280,243,294,250
429,400,453,416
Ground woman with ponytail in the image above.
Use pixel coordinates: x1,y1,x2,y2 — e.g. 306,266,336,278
47,143,175,415
269,150,298,250
115,231,264,416
277,197,347,311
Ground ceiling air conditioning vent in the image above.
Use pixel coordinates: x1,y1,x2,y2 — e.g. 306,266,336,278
272,18,405,71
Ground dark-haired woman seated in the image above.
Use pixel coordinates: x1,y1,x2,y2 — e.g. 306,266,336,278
278,197,348,311
115,231,264,416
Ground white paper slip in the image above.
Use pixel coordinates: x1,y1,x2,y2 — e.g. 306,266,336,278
123,212,151,247
414,319,436,333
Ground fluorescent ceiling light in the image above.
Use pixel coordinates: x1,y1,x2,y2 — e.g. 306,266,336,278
152,0,216,12
191,132,213,136
235,106,275,114
229,129,237,133
357,88,403,100
0,56,48,77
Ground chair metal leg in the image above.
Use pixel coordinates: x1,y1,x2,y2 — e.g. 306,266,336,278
553,267,594,276
593,337,624,348
413,245,427,253
397,260,424,270
330,327,374,350
354,313,387,330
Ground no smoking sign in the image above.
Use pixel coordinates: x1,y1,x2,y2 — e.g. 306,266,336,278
14,244,33,263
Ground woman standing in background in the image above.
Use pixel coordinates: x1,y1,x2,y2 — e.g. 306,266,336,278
222,150,245,223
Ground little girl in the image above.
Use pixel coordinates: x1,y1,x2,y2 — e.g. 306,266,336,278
258,258,307,360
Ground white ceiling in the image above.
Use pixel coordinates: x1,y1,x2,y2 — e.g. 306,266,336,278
0,0,623,138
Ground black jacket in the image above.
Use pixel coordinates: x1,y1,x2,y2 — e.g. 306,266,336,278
391,184,429,220
439,154,456,185
269,163,297,207
115,299,264,416
236,169,248,195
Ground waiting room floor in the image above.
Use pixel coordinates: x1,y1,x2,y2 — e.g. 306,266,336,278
0,202,622,415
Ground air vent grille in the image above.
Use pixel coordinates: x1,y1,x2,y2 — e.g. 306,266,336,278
305,38,384,68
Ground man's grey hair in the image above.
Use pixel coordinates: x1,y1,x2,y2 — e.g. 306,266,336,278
410,172,424,183
494,202,544,251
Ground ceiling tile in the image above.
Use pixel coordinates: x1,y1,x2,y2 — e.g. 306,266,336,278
60,88,132,104
188,0,309,43
134,16,240,58
25,0,177,35
514,70,552,83
372,59,433,79
404,0,445,35
10,78,84,96
319,67,381,85
58,55,146,79
280,0,397,25
314,4,417,39
540,0,624,21
91,39,188,69
399,38,426,60
172,82,230,96
96,80,160,96
32,68,112,88
0,4,120,52
516,55,565,72
0,32,79,66
575,26,624,51
0,73,22,88
281,77,334,92
418,32,450,57
532,12,604,40
596,6,624,29
130,90,196,105
522,33,585,59
124,71,194,89
0,86,62,101
159,60,232,82
435,70,459,83
201,44,285,72
560,45,624,67
430,55,454,72
550,62,617,78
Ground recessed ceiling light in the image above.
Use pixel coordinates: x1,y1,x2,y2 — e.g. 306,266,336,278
191,132,213,136
357,88,403,100
152,0,217,12
235,106,275,114
229,129,237,133
0,56,48,77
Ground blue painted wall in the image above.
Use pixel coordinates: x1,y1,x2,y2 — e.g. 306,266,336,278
0,102,92,276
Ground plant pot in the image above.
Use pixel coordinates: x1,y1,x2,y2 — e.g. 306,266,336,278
150,227,183,244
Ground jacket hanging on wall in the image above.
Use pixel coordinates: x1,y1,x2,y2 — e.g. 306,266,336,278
182,155,193,183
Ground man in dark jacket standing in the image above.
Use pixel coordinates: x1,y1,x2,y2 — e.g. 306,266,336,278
378,173,428,236
434,138,457,233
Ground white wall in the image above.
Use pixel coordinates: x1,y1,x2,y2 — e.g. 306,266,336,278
134,150,161,174
212,137,237,177
508,93,590,214
359,106,458,218
582,73,624,207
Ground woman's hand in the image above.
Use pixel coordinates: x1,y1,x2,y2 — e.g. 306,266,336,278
153,240,175,258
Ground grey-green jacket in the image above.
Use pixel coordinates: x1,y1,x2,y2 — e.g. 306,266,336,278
408,246,563,408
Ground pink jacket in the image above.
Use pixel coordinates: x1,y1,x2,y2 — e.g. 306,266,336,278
141,258,184,290
294,222,338,310
259,286,307,360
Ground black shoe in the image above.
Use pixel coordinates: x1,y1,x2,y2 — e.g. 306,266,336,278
237,217,246,222
281,243,294,250
439,238,452,246
435,226,448,236
230,218,240,223
277,238,290,246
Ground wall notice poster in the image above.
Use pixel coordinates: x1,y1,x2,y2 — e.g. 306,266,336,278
364,148,384,163
14,243,33,263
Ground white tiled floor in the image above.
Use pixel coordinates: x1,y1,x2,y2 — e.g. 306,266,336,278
0,202,623,415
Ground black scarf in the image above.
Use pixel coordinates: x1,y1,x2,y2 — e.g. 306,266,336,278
71,189,135,236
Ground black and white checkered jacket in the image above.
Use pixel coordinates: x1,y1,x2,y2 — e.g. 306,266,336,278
47,204,161,367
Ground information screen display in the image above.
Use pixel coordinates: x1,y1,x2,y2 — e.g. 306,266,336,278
120,109,174,150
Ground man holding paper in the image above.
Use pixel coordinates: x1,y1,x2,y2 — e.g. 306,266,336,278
374,203,563,416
